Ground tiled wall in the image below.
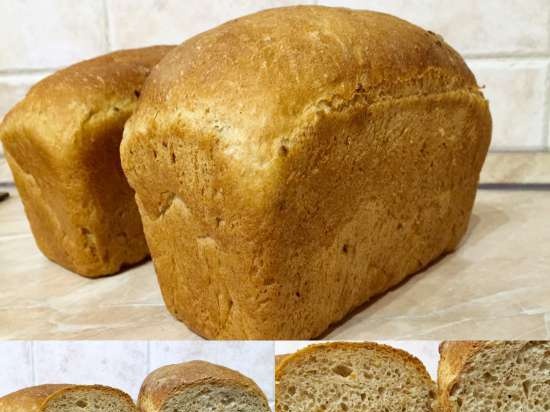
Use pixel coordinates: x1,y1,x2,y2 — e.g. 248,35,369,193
0,0,549,151
0,341,274,405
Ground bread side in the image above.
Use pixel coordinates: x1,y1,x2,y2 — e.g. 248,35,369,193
275,342,437,412
0,384,136,412
0,45,173,277
0,384,72,412
121,6,491,338
438,341,550,411
138,360,270,412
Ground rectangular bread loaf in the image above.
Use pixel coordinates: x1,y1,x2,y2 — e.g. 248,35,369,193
121,6,491,338
0,46,172,277
0,384,136,412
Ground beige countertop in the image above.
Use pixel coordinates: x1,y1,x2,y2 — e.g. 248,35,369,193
1,182,548,340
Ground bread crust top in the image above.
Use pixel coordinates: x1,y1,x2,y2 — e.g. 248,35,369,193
0,384,136,412
138,360,269,412
0,46,173,153
125,6,479,153
275,342,434,387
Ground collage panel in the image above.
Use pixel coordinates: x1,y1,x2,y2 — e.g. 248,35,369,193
275,340,550,412
0,341,274,411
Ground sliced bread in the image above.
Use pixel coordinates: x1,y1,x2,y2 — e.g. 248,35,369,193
138,360,271,412
0,384,136,412
276,342,437,412
438,340,550,412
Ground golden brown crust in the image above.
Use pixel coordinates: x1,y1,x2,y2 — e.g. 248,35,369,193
138,360,269,412
130,6,477,144
0,46,173,277
121,6,491,338
0,384,136,412
275,342,433,386
275,354,289,370
437,341,486,412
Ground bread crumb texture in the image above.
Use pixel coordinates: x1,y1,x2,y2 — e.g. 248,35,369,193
0,384,136,412
138,360,271,412
121,6,491,338
275,342,437,412
439,341,550,412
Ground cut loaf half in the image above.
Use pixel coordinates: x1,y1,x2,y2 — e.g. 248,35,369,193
138,360,271,412
0,384,136,412
276,342,437,412
438,340,550,412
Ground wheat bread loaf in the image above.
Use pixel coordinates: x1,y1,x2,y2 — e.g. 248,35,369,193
438,341,550,412
0,46,173,277
138,360,271,412
275,342,437,412
0,384,136,412
121,5,491,338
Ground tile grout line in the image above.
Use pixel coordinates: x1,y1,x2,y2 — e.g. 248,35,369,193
146,341,151,373
31,341,36,385
543,60,550,150
102,0,112,52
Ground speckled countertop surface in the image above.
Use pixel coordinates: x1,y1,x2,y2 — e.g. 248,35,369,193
1,179,548,340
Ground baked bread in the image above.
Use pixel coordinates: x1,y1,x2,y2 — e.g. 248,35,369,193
438,341,550,412
138,360,271,412
0,46,173,277
0,384,136,412
121,5,491,338
275,342,437,412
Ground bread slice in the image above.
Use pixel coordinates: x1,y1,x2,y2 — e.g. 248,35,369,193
438,341,550,412
0,46,172,277
276,342,437,412
138,360,271,412
121,5,491,339
0,384,136,412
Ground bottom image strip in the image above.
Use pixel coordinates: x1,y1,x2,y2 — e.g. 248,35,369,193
0,340,548,411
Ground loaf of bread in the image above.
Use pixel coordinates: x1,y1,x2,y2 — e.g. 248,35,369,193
0,384,136,412
138,360,271,412
438,340,550,411
121,5,491,338
276,342,437,412
0,46,173,277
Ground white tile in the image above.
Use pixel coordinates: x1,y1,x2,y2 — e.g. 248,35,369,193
316,0,550,56
0,73,52,158
275,341,440,380
0,0,108,70
149,341,274,402
107,0,315,49
33,341,148,400
468,59,548,150
0,73,51,121
0,342,33,397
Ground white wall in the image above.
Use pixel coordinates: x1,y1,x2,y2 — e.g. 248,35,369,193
0,340,274,406
0,0,548,151
275,340,441,380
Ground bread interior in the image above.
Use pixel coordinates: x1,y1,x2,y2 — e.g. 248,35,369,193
449,341,550,412
277,346,435,412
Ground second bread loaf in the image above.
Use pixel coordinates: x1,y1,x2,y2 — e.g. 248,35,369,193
0,46,172,277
